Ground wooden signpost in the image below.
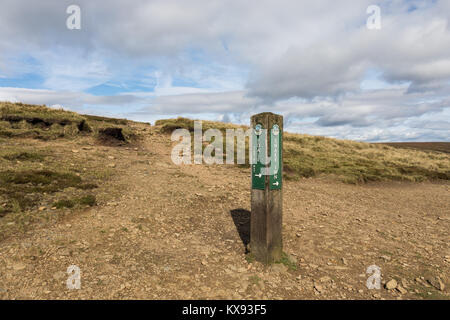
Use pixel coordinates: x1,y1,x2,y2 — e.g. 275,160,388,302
250,112,283,264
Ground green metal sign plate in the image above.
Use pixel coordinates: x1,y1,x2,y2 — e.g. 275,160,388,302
269,124,282,190
252,124,266,190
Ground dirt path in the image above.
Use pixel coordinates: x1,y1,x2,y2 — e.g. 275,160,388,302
0,132,449,299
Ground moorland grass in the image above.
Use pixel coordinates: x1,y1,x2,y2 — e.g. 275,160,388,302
156,117,450,184
0,101,137,142
53,195,96,209
0,169,97,214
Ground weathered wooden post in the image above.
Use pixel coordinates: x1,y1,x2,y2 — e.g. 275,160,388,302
250,112,283,264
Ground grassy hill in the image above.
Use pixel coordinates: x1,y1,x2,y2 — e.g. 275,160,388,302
1,102,449,300
379,142,450,154
0,102,137,142
0,102,449,225
2,102,449,184
155,117,450,183
0,102,149,225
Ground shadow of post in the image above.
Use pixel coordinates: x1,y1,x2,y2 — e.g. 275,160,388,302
229,208,251,253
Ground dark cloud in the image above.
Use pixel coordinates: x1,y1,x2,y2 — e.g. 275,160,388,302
315,115,372,128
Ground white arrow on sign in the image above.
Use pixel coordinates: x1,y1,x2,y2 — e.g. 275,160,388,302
255,173,262,178
272,181,279,186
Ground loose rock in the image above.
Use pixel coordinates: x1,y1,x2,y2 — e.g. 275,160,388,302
397,285,407,294
271,263,288,273
385,279,397,290
314,284,324,293
12,263,26,271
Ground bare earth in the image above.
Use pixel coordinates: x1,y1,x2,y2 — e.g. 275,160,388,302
0,130,449,300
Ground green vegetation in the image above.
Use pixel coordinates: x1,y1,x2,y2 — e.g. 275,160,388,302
83,114,128,125
53,199,75,209
155,117,195,133
248,275,262,285
53,195,96,209
245,253,256,264
155,117,247,134
0,102,138,143
156,117,251,167
2,151,45,162
380,142,450,154
0,169,97,214
156,117,450,184
283,133,450,183
1,104,449,240
0,102,139,240
0,102,84,124
276,252,298,271
78,194,96,206
413,285,448,300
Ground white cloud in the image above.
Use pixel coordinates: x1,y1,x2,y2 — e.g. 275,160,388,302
0,0,449,141
0,87,138,108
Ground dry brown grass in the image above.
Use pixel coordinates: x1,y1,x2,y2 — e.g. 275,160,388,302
283,133,449,183
156,117,450,184
0,102,147,239
0,101,140,142
379,142,450,154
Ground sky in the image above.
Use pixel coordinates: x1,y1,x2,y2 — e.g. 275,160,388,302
0,0,449,142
